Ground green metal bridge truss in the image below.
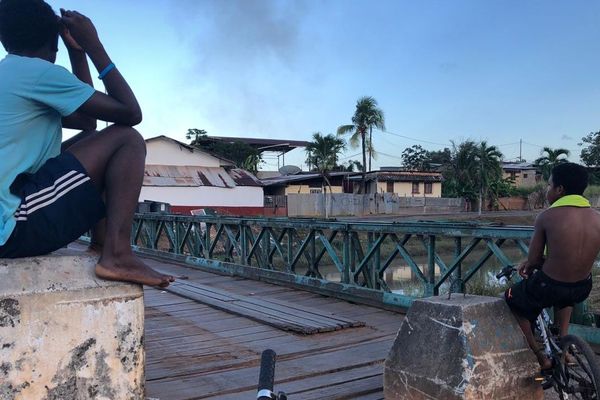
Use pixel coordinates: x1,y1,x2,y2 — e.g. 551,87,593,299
122,213,600,341
129,214,534,302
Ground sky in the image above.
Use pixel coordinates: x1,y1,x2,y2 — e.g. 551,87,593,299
3,0,600,171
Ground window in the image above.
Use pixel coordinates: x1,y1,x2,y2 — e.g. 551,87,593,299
523,173,528,178
412,182,420,194
424,182,433,194
510,171,516,180
386,181,394,193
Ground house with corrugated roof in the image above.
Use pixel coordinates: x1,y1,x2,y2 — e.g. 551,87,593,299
349,167,444,197
260,171,357,196
501,162,540,187
141,136,264,215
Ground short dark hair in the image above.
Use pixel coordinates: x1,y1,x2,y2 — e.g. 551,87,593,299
551,162,589,195
0,0,59,53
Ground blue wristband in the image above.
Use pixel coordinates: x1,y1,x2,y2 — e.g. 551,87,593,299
98,63,116,79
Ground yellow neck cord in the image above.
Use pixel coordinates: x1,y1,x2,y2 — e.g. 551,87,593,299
549,194,590,208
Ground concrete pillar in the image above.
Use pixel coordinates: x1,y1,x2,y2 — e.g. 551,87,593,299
0,250,145,400
384,295,543,400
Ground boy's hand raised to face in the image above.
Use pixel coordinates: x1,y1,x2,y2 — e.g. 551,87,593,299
59,9,102,53
58,18,83,52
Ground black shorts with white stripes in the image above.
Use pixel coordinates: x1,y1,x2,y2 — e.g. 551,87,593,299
0,152,105,258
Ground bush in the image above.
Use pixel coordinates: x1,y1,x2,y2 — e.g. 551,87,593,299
511,184,544,198
585,185,600,198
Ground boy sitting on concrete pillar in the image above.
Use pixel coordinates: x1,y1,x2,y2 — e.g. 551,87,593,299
505,162,600,370
0,0,174,287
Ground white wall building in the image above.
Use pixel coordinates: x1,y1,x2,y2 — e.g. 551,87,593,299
141,136,264,215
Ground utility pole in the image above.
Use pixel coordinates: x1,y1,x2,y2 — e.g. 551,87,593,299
519,139,522,162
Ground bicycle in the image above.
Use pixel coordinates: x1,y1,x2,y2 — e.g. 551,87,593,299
496,265,600,399
257,349,287,400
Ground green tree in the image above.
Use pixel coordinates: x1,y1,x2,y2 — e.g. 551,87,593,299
428,148,452,168
441,140,503,213
305,132,346,218
305,133,346,189
442,141,477,202
534,146,570,180
186,128,208,145
475,141,503,215
580,131,600,167
186,128,263,173
337,96,385,192
340,160,363,172
401,145,431,171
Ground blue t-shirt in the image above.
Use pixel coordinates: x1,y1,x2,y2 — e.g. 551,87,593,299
0,54,95,245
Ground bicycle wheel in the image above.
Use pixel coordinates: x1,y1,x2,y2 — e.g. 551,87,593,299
557,335,600,400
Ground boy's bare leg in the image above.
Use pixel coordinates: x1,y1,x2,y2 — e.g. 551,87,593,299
555,306,578,364
555,306,572,337
88,218,106,254
62,131,106,254
515,313,552,370
65,124,174,287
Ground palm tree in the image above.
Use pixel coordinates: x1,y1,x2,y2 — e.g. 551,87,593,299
475,141,503,215
305,132,346,218
442,140,503,213
443,140,479,205
535,147,570,180
337,96,385,193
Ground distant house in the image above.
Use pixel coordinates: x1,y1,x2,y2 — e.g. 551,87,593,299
142,136,264,215
260,171,357,196
350,168,443,197
501,162,540,188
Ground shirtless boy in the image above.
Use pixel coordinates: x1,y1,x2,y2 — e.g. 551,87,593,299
505,162,600,369
0,0,174,287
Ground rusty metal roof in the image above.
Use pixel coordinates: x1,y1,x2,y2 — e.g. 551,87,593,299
143,165,262,187
348,171,444,183
260,171,358,186
209,136,310,154
227,168,263,186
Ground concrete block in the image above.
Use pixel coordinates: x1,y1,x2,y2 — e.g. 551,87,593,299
0,250,145,400
384,295,543,400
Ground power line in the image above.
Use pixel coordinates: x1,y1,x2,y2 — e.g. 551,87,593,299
339,151,362,161
496,142,520,147
377,151,404,161
382,130,449,146
521,140,545,149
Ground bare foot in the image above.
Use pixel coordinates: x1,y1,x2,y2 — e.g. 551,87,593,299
95,255,175,287
564,351,577,365
535,350,553,371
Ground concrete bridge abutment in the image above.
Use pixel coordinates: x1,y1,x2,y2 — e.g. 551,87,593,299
384,295,543,399
0,250,145,399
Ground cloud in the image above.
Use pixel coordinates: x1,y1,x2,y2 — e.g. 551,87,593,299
561,134,574,140
170,0,310,134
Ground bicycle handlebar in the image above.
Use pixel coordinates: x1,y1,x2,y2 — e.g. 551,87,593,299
257,349,276,400
496,265,517,280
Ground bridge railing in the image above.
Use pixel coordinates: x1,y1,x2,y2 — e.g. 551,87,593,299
127,213,538,308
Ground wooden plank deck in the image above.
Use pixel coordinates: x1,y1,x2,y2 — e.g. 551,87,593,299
141,255,404,400
164,280,365,334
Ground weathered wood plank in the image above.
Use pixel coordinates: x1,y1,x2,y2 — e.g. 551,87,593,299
146,337,391,399
164,280,364,334
130,252,404,399
293,374,383,400
210,364,383,400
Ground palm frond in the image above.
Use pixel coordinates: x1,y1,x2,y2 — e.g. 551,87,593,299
337,125,355,136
